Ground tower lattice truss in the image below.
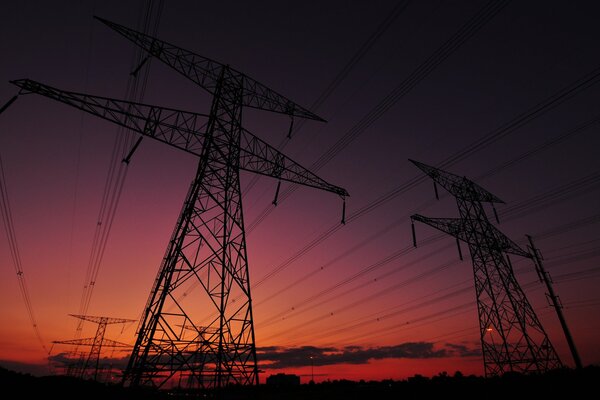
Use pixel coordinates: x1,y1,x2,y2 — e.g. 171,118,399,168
410,159,562,376
12,17,347,390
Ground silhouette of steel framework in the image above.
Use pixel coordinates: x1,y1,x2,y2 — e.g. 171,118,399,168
53,314,133,380
12,18,347,389
409,159,562,376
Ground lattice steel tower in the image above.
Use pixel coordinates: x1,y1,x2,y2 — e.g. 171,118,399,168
53,314,133,381
409,160,561,376
11,18,347,390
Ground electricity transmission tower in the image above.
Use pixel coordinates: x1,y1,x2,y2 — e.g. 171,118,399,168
409,159,562,376
53,314,133,381
12,18,347,390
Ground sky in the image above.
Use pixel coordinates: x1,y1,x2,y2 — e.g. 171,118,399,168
1,0,600,384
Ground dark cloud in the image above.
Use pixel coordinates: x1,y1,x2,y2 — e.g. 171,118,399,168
47,352,74,365
48,352,129,369
256,341,479,369
445,343,482,357
3,342,480,376
1,352,130,377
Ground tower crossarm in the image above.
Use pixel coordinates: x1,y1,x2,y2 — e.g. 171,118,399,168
10,79,348,197
411,215,465,238
485,222,531,257
239,127,348,196
411,214,530,257
53,337,131,348
410,159,504,203
11,79,212,156
95,17,324,122
69,314,136,325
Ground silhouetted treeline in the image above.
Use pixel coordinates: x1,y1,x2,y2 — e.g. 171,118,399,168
225,367,599,400
1,365,598,399
0,366,168,400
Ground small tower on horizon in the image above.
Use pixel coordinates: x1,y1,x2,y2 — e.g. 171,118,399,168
52,314,133,381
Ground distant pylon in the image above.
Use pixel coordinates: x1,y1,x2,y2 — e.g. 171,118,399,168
409,159,562,376
53,314,134,381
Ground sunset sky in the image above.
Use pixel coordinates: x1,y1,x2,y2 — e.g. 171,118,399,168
1,1,599,383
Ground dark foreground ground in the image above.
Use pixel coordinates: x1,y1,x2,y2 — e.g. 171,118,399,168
1,366,598,399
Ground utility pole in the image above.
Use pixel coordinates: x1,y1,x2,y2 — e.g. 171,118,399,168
410,159,562,376
526,235,583,369
12,18,347,389
53,314,133,381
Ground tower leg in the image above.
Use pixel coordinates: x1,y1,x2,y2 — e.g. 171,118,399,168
471,246,561,375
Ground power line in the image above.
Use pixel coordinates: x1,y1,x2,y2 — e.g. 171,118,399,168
259,205,600,345
285,280,473,345
260,257,466,343
295,258,589,347
297,241,600,348
240,167,600,346
248,62,600,293
253,114,600,310
246,0,511,233
254,216,410,307
500,172,600,221
242,191,597,341
74,0,165,336
242,1,411,196
0,152,48,354
477,114,600,181
253,163,600,320
259,237,451,328
338,268,597,347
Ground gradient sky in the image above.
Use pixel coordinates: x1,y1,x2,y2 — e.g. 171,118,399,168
1,1,600,383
